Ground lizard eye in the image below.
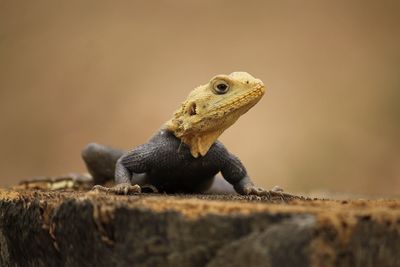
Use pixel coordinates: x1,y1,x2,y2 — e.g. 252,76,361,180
213,81,230,94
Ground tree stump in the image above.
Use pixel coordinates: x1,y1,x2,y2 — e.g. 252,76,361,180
0,188,399,267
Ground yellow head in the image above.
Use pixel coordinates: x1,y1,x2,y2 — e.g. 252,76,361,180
166,72,266,157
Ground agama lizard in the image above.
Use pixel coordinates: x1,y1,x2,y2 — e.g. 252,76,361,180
82,72,270,195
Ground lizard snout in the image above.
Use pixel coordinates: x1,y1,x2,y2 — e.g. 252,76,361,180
255,79,266,94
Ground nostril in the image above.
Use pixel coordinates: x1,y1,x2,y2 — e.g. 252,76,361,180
188,102,197,116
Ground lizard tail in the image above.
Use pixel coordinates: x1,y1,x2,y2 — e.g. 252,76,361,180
81,143,124,185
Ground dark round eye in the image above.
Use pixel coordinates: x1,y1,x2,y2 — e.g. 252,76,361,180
213,81,230,94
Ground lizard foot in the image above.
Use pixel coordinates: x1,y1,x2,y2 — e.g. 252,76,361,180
241,184,268,196
236,183,305,201
92,183,141,195
268,185,306,201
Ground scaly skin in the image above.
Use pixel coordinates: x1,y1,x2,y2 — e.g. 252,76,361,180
166,72,265,157
83,72,270,195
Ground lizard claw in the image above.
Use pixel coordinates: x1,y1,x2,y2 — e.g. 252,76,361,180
92,184,109,192
242,185,268,196
92,183,141,195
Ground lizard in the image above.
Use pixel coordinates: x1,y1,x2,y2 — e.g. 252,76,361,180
82,72,271,195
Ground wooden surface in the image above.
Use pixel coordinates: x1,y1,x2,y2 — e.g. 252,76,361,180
0,188,399,267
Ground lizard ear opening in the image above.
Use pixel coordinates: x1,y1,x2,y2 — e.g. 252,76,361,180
187,102,197,116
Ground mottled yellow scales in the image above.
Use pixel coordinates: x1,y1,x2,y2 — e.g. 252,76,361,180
166,72,265,157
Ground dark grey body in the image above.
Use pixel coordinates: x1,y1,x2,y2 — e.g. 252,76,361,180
82,129,253,194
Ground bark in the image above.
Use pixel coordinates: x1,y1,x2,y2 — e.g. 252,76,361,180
0,189,399,267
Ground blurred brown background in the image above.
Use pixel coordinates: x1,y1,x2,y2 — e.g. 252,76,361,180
1,0,399,196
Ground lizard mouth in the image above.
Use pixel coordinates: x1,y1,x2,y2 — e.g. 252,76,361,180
212,85,265,116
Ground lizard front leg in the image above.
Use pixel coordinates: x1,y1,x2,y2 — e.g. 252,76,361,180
92,158,141,195
219,153,303,200
92,143,156,195
220,153,267,196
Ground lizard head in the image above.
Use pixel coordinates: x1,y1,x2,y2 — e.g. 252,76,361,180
165,71,265,158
